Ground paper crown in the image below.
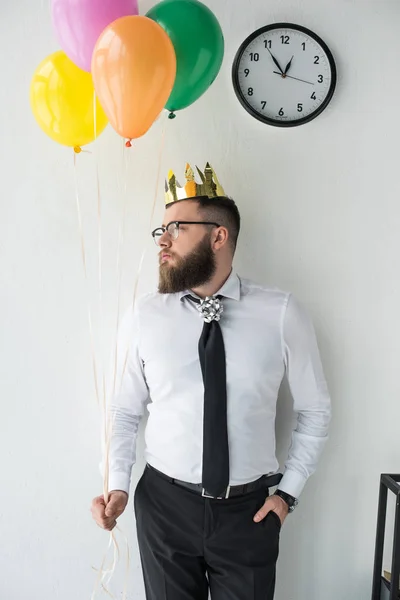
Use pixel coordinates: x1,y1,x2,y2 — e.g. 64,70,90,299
165,162,226,205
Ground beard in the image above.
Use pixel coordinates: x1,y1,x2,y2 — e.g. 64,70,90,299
158,234,216,294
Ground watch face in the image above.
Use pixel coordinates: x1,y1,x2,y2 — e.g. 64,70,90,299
232,23,337,127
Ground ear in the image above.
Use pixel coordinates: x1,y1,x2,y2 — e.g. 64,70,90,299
212,226,229,251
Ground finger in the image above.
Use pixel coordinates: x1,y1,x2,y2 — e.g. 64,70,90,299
92,496,105,507
91,507,106,521
91,496,106,514
253,502,272,523
96,516,117,530
99,519,117,531
105,500,124,519
105,507,124,520
92,512,110,527
91,503,107,520
91,506,112,523
96,521,115,531
105,505,116,518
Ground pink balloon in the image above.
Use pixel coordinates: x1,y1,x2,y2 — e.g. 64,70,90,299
51,0,139,72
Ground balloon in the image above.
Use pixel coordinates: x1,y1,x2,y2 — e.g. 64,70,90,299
92,16,176,141
146,0,224,113
30,51,108,149
51,0,139,72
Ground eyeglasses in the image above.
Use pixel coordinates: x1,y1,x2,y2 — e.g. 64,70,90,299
151,221,220,246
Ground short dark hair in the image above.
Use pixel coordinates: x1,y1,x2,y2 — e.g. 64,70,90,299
167,196,241,252
197,196,241,252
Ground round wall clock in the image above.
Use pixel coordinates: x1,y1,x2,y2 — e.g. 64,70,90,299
232,23,337,127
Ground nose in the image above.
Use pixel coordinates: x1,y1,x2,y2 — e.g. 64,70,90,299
159,230,172,248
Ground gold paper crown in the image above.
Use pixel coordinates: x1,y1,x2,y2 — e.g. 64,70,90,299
165,162,226,205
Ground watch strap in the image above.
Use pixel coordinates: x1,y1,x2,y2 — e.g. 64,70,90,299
274,490,299,512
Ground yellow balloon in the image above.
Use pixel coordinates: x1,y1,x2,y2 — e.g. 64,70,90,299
30,50,107,148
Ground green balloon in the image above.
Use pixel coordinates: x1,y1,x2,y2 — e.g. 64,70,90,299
146,0,224,113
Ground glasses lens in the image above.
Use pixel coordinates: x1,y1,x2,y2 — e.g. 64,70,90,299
152,229,163,246
167,222,179,240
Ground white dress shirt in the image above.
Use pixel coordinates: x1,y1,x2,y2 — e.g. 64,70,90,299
107,271,331,499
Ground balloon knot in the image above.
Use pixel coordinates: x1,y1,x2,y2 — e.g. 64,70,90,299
125,140,132,148
74,146,82,154
168,112,176,120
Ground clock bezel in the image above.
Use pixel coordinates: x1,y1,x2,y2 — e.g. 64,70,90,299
232,22,337,128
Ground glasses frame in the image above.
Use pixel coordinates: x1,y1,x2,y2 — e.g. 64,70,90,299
151,220,220,245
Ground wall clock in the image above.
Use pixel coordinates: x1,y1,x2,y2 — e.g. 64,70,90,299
232,23,337,127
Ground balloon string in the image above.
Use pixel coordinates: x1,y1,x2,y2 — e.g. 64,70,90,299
93,90,108,490
91,525,130,600
93,140,132,600
105,111,168,506
134,112,168,303
112,142,130,402
96,113,168,600
73,153,100,406
117,112,168,397
117,524,131,600
90,91,121,599
97,165,109,503
91,141,130,599
93,90,97,142
91,531,117,600
73,98,130,599
73,146,110,600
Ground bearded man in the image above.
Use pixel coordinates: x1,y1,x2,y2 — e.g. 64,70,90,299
91,164,331,600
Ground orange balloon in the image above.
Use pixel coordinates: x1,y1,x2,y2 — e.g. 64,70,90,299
92,16,176,140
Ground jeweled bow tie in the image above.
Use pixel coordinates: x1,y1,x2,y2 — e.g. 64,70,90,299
196,296,224,323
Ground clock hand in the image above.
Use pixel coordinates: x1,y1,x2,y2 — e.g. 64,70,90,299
267,48,284,75
284,55,294,75
273,71,315,85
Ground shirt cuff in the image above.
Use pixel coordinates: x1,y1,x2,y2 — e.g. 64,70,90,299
108,472,131,496
277,469,308,498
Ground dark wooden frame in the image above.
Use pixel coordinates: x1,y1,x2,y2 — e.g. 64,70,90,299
371,475,400,600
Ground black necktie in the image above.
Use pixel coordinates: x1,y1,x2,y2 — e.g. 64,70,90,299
187,295,230,497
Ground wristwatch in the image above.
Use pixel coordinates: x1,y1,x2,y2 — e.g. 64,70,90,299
274,490,299,513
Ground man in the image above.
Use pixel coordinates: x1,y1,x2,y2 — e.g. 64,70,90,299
91,163,331,600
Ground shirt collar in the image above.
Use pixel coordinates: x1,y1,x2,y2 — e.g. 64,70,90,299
179,270,241,302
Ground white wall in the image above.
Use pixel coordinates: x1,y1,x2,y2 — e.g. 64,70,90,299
1,1,400,599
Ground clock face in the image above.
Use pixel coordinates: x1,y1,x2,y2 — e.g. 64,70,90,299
232,23,337,127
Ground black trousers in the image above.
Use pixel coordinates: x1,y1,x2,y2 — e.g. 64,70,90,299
134,466,281,600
